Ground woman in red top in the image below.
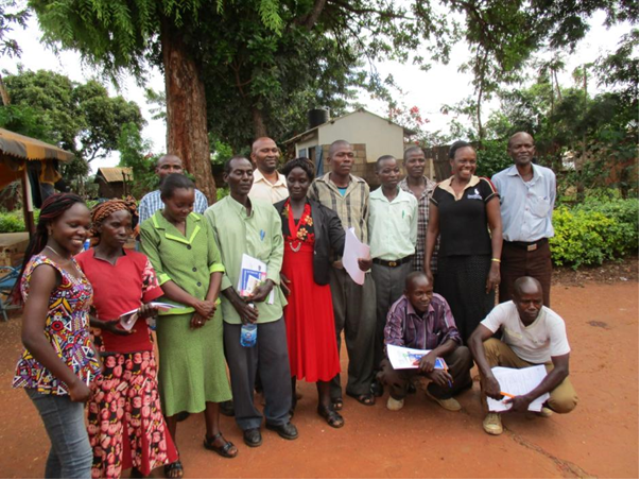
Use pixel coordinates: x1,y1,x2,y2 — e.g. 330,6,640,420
76,200,180,479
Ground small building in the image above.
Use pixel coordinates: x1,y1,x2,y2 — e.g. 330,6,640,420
283,108,431,186
95,167,133,199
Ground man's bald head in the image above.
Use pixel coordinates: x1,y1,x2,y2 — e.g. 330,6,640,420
514,276,542,298
156,154,184,180
508,132,534,149
513,276,544,324
251,137,280,174
251,137,277,154
329,140,351,157
507,132,536,166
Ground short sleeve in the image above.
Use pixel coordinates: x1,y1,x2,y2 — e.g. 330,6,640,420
548,314,571,357
430,187,443,206
479,178,498,203
480,303,507,333
140,257,164,303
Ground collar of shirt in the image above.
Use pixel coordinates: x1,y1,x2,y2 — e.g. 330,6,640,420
438,175,481,200
318,172,365,196
405,296,436,320
151,211,204,245
254,168,287,187
225,195,256,218
399,176,437,201
506,164,541,184
370,185,409,203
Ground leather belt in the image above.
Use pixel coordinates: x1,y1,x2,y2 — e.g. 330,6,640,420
505,238,548,252
372,255,414,268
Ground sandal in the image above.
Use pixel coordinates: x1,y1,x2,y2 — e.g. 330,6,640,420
346,391,376,406
317,405,344,428
164,461,184,479
331,397,344,411
203,432,238,458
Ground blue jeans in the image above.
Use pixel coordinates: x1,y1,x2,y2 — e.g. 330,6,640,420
26,389,93,479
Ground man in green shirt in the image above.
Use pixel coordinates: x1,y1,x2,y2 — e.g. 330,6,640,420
368,155,418,395
204,156,298,448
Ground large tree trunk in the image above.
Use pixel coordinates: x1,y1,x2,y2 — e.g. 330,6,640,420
161,18,216,203
252,106,268,138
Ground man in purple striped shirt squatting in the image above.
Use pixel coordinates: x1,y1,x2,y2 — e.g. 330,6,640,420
378,272,473,412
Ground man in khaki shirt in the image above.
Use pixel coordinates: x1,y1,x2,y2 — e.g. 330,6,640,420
249,137,289,204
309,140,377,408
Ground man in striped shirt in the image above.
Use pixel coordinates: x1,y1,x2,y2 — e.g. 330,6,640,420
378,272,472,412
138,154,209,224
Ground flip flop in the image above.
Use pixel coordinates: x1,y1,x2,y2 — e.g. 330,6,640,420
164,460,184,479
317,405,344,428
346,391,376,406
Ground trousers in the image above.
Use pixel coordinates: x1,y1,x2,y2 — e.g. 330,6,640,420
500,240,553,307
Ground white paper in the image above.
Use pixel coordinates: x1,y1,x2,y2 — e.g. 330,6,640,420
486,365,551,412
343,227,369,286
237,253,275,305
386,344,447,370
119,302,179,330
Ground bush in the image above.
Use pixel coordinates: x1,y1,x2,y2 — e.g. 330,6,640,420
0,210,26,233
550,198,639,268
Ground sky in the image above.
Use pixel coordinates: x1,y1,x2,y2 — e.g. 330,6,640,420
2,10,636,173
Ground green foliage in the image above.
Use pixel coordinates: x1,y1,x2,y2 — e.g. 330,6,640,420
0,1,29,58
0,209,25,233
550,198,639,268
0,104,56,142
0,208,40,233
474,140,512,178
2,68,145,182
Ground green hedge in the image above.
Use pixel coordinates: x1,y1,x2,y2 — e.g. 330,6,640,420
0,210,28,233
550,198,639,268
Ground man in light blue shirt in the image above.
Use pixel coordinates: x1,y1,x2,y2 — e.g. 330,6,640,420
492,132,555,306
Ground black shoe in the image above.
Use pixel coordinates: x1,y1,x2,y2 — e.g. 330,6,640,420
243,428,262,447
219,400,235,417
370,379,384,397
176,411,190,422
266,422,299,440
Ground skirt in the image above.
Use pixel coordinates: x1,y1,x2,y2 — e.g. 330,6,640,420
87,351,178,479
155,309,231,416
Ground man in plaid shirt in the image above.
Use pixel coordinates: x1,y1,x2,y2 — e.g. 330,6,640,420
399,146,439,274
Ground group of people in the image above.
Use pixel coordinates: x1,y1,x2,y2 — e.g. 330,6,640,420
11,132,578,480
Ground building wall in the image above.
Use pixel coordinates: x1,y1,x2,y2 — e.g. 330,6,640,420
317,111,404,163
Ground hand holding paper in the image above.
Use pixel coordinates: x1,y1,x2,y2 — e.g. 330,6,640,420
485,365,550,412
343,227,370,285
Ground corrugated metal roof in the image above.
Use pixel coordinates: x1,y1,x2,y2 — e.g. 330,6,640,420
0,128,74,162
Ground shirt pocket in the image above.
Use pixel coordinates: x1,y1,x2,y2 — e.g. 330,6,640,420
531,193,551,218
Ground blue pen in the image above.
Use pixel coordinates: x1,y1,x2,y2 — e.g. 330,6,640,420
260,229,265,241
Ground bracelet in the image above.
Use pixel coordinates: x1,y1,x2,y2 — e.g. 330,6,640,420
491,258,501,263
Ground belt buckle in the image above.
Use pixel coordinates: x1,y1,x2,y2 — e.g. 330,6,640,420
527,243,537,252
389,261,397,267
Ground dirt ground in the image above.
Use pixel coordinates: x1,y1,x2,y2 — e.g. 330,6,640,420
0,279,637,479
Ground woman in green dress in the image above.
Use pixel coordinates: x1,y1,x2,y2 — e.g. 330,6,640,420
140,174,238,476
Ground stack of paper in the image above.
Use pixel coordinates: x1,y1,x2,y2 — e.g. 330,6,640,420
237,254,274,304
486,365,551,412
386,344,448,370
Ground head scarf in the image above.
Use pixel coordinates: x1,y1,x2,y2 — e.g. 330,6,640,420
90,198,138,245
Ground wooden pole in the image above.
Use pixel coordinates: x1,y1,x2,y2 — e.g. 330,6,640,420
21,166,35,237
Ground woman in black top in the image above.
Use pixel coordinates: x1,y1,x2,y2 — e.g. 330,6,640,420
424,141,503,341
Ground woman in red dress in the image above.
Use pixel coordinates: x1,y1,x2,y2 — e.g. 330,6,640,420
275,158,370,428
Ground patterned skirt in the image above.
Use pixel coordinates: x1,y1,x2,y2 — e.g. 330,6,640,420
87,350,178,479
